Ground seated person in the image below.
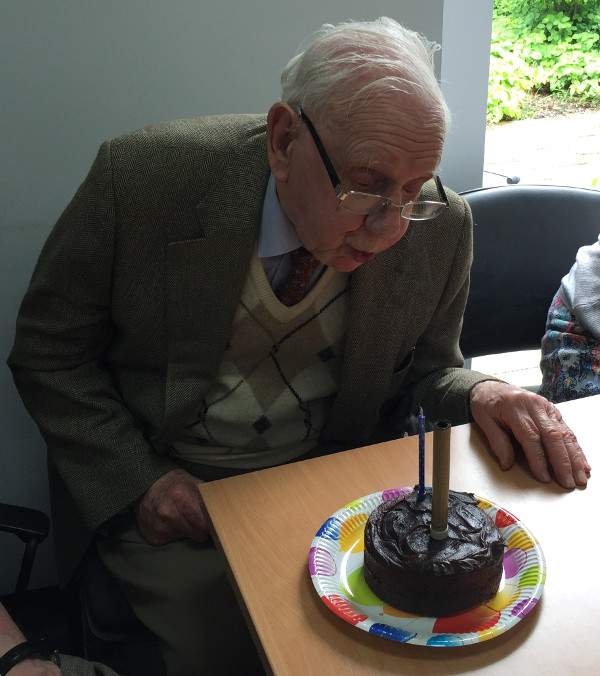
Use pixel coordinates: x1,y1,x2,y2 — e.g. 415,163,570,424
8,16,591,676
540,234,600,402
0,601,119,676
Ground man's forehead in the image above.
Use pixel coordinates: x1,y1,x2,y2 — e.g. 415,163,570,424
333,119,444,171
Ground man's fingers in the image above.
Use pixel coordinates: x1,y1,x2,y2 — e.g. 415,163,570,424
177,500,211,542
134,469,210,544
513,415,560,485
473,414,516,472
563,430,590,486
469,381,592,489
528,404,589,489
549,407,592,481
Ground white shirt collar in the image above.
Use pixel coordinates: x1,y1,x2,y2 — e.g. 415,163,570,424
257,174,302,258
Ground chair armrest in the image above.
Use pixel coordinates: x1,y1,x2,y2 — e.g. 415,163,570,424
0,504,50,544
0,504,51,594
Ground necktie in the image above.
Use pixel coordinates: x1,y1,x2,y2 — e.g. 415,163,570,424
276,247,321,306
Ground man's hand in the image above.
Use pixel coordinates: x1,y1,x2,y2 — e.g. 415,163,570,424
470,381,591,489
133,469,211,545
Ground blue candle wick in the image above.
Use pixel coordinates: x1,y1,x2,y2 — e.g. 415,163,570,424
418,407,426,501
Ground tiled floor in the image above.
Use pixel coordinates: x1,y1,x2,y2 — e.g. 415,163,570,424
471,349,542,390
483,109,600,189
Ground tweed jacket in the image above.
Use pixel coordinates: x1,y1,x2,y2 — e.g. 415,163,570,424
8,114,492,583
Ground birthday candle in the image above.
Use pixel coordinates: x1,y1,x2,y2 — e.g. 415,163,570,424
430,420,451,540
418,407,426,501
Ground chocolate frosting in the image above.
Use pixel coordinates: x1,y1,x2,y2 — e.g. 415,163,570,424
365,489,505,576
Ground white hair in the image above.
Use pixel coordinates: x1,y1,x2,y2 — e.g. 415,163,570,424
280,17,451,136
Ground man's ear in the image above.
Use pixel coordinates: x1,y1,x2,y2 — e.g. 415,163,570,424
267,102,299,181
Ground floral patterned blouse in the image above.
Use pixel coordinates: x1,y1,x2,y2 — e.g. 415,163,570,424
539,292,600,403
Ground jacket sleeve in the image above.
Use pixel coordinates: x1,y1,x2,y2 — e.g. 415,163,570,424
381,191,501,433
7,140,178,534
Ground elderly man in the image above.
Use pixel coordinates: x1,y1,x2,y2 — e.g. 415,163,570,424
8,16,590,675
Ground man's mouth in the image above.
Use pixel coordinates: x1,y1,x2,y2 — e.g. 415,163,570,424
351,248,375,264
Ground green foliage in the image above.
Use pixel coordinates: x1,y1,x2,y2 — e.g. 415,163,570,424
488,0,600,123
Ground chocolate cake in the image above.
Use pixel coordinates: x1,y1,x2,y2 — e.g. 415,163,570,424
363,488,505,617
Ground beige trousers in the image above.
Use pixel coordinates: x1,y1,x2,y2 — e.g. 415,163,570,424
97,514,265,676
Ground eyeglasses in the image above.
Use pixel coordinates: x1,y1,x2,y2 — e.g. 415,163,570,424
300,110,449,220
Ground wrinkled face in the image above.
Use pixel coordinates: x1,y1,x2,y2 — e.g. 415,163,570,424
268,96,445,272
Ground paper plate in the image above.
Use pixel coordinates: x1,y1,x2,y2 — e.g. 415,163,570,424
309,487,545,646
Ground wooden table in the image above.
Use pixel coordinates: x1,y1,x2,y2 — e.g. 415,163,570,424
199,396,598,675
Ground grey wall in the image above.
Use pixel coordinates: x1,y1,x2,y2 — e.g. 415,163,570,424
441,1,494,191
0,0,492,593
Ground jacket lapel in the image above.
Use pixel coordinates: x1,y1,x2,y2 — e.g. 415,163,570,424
323,231,428,443
156,145,271,441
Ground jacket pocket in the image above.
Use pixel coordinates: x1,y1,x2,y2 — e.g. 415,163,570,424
379,347,416,433
386,347,415,398
392,346,415,375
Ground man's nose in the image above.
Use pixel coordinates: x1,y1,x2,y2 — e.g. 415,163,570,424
363,206,409,238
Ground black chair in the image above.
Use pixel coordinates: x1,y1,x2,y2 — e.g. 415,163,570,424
0,502,50,595
0,502,163,675
0,503,72,650
460,184,600,360
77,545,163,674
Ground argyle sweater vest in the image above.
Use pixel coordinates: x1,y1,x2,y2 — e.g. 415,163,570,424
170,252,350,468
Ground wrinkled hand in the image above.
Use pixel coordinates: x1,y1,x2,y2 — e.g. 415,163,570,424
470,381,591,489
133,469,211,545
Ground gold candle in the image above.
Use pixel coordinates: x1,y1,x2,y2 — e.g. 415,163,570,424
430,420,451,540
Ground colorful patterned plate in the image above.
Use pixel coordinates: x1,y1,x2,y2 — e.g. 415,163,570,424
309,487,546,646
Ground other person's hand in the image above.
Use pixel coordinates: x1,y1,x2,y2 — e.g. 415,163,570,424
0,604,61,675
470,381,591,489
133,469,211,545
9,660,61,675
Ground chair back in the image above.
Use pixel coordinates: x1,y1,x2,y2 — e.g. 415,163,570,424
460,184,600,359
